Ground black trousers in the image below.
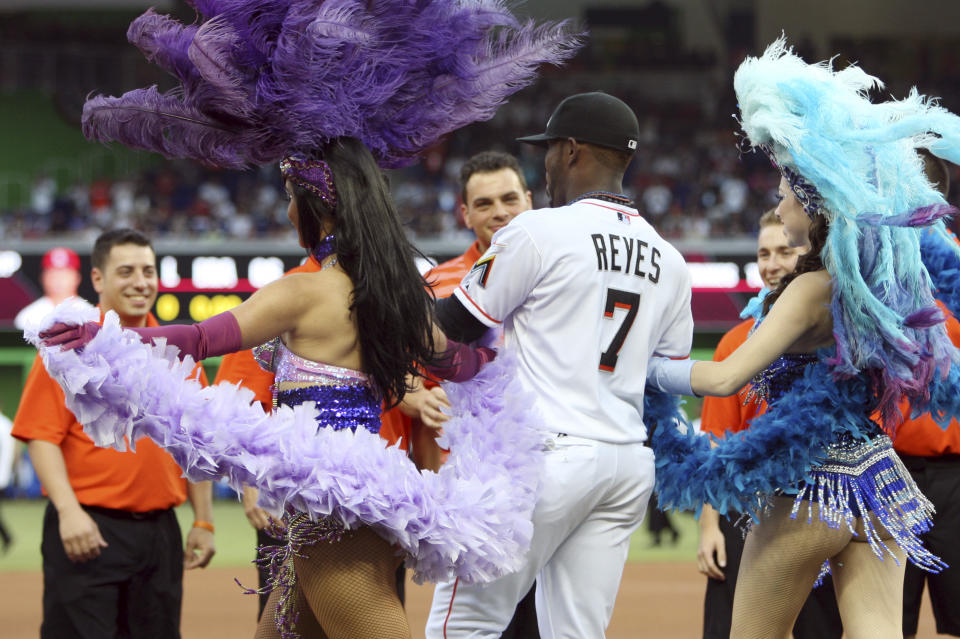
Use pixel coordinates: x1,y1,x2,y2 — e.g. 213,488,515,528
501,585,539,639
901,455,960,637
41,503,183,639
703,513,843,639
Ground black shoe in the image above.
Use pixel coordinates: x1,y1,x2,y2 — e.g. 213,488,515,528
0,523,12,553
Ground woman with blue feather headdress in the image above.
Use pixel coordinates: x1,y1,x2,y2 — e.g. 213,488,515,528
647,37,960,638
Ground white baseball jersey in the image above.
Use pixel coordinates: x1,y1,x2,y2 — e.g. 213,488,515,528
453,197,693,444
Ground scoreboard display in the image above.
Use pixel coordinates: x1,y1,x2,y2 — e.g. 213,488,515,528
0,243,763,331
0,248,309,326
151,254,294,322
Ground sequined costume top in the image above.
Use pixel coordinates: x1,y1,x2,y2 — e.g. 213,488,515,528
748,352,819,405
252,337,381,434
748,352,881,440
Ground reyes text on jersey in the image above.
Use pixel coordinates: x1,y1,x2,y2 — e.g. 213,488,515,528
590,232,661,282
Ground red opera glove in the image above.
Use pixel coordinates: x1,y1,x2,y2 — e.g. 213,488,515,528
40,312,242,361
426,340,497,383
40,321,101,351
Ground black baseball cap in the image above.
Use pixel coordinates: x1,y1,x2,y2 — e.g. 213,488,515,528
517,92,640,154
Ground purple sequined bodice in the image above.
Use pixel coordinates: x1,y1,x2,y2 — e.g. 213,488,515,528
747,352,819,405
252,338,380,434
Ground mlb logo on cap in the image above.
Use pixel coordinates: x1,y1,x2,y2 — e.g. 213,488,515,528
517,92,641,154
42,247,81,271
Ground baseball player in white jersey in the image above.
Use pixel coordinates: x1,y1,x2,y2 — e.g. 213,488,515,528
428,92,694,638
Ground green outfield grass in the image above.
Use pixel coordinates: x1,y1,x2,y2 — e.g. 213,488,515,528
0,498,699,572
0,498,258,571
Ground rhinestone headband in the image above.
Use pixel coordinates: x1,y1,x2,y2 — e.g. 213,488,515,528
759,144,824,218
280,154,338,207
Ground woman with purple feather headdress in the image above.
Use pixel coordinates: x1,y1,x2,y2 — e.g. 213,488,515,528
646,38,960,638
34,1,583,637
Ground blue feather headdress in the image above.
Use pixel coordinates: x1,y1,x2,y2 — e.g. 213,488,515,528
734,37,960,431
82,0,584,169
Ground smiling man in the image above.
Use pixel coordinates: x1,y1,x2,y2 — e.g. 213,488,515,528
13,229,215,639
426,151,533,295
417,151,540,637
411,153,532,470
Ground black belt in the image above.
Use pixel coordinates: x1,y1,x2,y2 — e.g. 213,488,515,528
897,453,960,470
84,505,171,520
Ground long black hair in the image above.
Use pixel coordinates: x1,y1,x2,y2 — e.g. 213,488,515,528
292,137,437,406
762,212,829,315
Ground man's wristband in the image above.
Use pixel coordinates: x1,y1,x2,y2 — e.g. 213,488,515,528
192,520,215,533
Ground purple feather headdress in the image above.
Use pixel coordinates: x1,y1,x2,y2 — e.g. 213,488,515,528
82,1,584,169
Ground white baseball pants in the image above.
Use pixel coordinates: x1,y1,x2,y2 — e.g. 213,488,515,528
426,436,655,639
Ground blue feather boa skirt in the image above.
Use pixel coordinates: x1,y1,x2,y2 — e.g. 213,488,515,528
646,362,946,572
25,300,545,586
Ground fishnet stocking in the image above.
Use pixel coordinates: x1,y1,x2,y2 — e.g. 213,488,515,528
254,526,409,639
832,537,905,639
731,497,905,639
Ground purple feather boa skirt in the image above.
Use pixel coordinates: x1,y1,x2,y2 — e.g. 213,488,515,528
26,300,544,585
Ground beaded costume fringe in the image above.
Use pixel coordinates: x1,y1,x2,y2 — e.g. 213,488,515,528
237,513,345,639
649,352,954,572
791,437,944,574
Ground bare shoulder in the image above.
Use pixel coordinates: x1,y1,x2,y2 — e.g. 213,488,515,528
284,268,344,289
257,269,342,307
277,270,323,290
782,270,832,302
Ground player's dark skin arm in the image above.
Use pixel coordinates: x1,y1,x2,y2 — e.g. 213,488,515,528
435,296,488,343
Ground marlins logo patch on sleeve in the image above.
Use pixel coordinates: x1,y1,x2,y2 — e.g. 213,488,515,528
464,255,496,289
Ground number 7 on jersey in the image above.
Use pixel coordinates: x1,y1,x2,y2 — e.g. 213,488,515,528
599,288,641,372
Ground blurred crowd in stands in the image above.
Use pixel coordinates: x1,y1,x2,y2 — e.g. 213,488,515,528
2,89,784,243
5,48,960,244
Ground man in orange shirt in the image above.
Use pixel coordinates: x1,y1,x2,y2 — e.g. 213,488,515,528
13,229,215,639
698,210,842,639
413,150,533,470
426,150,533,296
421,150,537,638
897,309,960,639
898,153,960,639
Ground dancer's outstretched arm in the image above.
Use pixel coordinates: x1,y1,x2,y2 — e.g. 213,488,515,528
41,273,318,359
649,271,833,397
41,275,493,381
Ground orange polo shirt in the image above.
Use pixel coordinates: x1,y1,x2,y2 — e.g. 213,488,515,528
700,318,766,438
213,255,410,448
12,312,208,512
892,306,960,457
426,241,484,299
